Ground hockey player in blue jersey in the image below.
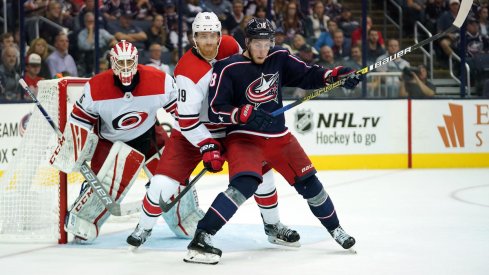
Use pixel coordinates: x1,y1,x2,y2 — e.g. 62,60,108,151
183,17,360,264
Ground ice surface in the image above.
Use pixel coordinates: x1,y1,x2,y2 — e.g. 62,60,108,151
1,169,488,275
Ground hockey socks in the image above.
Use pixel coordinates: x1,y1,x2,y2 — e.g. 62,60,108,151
198,176,259,234
140,193,161,229
294,175,340,231
139,175,180,230
254,189,279,224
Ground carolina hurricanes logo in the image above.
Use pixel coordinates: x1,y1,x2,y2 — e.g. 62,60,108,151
245,72,279,106
112,111,148,130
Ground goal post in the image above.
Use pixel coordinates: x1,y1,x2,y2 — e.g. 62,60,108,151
0,77,88,244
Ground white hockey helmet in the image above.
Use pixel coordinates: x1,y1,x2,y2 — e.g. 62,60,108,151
192,12,222,61
192,12,222,37
110,40,138,86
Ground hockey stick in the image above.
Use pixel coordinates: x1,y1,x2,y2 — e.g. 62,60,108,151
271,0,474,117
159,168,207,212
19,79,128,216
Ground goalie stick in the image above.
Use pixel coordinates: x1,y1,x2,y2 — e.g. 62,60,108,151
19,79,133,216
159,168,207,212
271,0,474,117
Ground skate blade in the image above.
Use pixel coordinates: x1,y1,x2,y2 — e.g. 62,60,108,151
268,236,301,248
72,237,87,244
183,250,220,265
127,245,140,253
348,246,357,254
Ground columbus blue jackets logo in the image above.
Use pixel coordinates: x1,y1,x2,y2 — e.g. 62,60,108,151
295,109,314,134
245,72,279,106
112,111,148,130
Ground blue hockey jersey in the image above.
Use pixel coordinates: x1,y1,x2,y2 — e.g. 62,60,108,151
208,46,331,137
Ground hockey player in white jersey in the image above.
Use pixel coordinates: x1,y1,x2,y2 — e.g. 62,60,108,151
50,40,179,242
126,12,300,248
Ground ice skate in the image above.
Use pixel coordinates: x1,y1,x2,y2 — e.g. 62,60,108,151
329,225,356,252
264,222,301,247
184,229,222,265
126,224,152,249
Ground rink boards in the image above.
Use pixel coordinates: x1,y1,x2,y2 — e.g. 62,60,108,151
0,99,488,174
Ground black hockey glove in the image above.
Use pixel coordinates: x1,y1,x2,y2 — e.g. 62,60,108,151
235,104,274,131
325,66,361,90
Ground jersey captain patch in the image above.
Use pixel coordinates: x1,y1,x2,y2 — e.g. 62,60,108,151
112,111,149,130
245,72,279,106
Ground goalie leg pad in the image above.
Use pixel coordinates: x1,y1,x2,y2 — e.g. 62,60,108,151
162,185,204,239
65,141,145,241
65,208,98,242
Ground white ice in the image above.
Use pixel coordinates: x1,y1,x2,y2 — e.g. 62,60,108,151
1,169,488,275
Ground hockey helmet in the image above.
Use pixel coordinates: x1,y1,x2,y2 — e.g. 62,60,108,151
192,12,221,37
245,18,275,40
110,40,138,86
192,12,222,61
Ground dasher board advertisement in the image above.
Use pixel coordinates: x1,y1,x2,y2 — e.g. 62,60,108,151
411,100,489,168
283,100,408,169
0,104,34,171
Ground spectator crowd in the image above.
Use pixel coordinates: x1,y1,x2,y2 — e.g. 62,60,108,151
0,0,488,101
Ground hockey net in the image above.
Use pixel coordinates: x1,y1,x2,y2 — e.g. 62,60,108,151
0,78,88,244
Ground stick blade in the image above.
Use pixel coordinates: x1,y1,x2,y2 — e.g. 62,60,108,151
159,195,172,212
453,0,474,28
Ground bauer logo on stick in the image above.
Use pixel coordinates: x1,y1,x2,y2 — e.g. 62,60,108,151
369,47,412,71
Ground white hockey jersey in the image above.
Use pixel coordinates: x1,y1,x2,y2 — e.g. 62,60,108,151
173,35,242,147
70,65,177,142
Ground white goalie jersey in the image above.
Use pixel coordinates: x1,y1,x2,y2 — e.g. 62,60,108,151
70,64,177,142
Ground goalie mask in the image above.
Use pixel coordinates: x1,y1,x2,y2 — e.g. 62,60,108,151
192,12,222,61
110,40,138,86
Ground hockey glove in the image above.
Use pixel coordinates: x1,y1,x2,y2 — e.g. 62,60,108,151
235,104,274,131
198,138,224,173
325,66,361,90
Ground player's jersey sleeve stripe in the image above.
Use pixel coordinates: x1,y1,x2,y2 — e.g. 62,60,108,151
178,113,200,118
163,98,177,114
70,113,93,127
178,116,200,128
72,104,98,125
75,101,98,119
180,121,202,131
230,108,239,124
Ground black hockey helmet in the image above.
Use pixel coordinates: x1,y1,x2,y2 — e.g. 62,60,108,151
245,18,275,40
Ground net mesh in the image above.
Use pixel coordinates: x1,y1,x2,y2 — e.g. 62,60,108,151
0,79,85,243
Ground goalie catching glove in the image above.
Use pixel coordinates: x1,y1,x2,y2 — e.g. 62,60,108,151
234,104,275,131
198,138,224,173
324,66,361,90
50,122,98,173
